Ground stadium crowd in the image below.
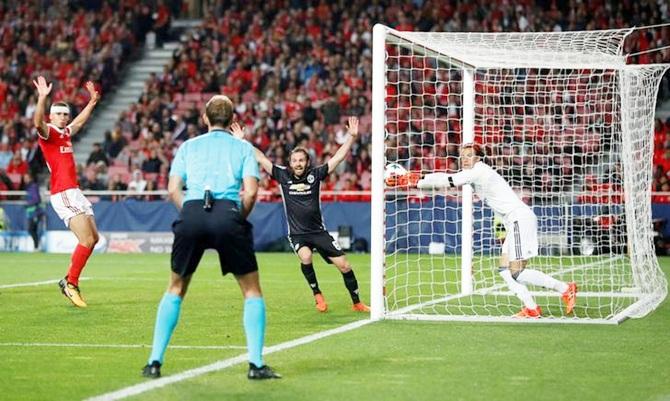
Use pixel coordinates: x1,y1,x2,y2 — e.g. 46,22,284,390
0,0,173,196
0,0,669,203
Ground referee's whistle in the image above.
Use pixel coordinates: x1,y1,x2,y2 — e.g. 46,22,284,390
203,185,213,211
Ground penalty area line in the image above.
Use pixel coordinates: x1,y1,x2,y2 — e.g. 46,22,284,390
0,277,91,289
85,319,373,401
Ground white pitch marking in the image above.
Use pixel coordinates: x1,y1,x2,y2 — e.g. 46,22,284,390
0,342,246,350
0,277,91,289
85,319,373,401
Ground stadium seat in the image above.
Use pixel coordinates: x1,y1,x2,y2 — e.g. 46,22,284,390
7,173,22,188
144,172,158,184
108,166,130,183
176,101,195,113
184,93,201,102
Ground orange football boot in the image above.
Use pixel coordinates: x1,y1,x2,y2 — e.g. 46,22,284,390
514,306,542,318
314,293,328,313
562,282,578,314
351,302,370,312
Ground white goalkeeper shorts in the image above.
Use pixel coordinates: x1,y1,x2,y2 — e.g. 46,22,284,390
50,188,94,227
501,208,538,261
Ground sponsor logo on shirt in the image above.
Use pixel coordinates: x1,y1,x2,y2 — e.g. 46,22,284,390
289,183,312,195
60,146,73,153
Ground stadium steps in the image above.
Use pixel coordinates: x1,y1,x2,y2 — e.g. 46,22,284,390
74,42,180,164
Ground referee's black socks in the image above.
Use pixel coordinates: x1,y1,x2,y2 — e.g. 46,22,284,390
342,270,361,304
300,263,321,295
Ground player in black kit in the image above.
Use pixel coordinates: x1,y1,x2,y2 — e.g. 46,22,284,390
232,117,369,313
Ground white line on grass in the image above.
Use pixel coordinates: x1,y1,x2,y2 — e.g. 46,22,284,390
0,342,246,350
0,277,91,289
85,319,372,401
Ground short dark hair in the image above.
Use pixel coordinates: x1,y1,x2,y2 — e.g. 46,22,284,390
461,143,485,157
205,95,234,127
290,147,310,163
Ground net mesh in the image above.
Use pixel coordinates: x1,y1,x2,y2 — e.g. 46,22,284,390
381,29,668,322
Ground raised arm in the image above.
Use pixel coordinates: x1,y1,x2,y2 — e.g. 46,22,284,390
417,173,455,190
68,81,101,136
230,122,273,174
417,168,481,190
327,116,359,174
32,76,52,139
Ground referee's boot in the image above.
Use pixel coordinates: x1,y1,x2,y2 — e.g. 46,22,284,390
58,277,87,308
142,360,162,378
248,363,282,380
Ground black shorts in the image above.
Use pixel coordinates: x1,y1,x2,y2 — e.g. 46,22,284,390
171,199,258,277
288,231,345,264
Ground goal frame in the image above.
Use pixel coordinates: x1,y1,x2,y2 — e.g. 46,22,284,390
370,23,669,324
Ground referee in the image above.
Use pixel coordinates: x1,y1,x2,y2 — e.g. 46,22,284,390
142,95,280,380
232,117,369,313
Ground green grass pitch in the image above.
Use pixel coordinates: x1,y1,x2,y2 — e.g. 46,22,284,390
0,252,668,401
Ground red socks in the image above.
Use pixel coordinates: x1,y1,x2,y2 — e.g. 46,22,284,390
67,244,93,286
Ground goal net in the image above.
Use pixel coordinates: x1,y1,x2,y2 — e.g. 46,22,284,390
370,25,669,324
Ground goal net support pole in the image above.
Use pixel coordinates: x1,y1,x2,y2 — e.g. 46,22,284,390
370,23,386,321
461,68,475,296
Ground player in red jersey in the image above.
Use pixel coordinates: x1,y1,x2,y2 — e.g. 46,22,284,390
33,76,101,308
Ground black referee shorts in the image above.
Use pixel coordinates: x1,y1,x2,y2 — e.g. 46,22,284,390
288,231,345,264
171,199,258,277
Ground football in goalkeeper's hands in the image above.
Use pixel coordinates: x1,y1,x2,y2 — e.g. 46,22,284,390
384,163,407,186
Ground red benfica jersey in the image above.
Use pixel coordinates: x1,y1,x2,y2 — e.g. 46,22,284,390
38,123,79,194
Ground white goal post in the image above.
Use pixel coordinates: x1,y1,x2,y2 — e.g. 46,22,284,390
370,24,669,324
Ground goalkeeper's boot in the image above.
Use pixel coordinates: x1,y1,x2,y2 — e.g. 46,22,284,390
351,302,370,312
562,282,578,314
142,360,161,378
314,293,328,313
248,363,282,380
58,277,87,308
514,306,542,318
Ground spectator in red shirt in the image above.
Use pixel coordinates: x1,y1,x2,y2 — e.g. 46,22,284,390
6,152,28,175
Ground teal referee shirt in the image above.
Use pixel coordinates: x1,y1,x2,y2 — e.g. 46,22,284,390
169,129,260,206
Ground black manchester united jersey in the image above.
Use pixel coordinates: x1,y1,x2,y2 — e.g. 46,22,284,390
272,164,329,235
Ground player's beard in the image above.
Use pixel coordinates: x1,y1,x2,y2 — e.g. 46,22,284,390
292,164,306,177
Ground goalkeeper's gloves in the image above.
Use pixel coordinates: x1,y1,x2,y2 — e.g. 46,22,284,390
387,171,422,187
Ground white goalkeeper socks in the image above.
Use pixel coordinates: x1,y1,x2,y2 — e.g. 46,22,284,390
499,269,537,309
516,269,569,293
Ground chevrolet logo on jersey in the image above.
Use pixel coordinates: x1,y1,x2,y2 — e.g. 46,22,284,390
289,183,312,196
289,183,310,192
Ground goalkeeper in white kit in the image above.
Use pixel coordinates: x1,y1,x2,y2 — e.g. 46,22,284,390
418,144,577,317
